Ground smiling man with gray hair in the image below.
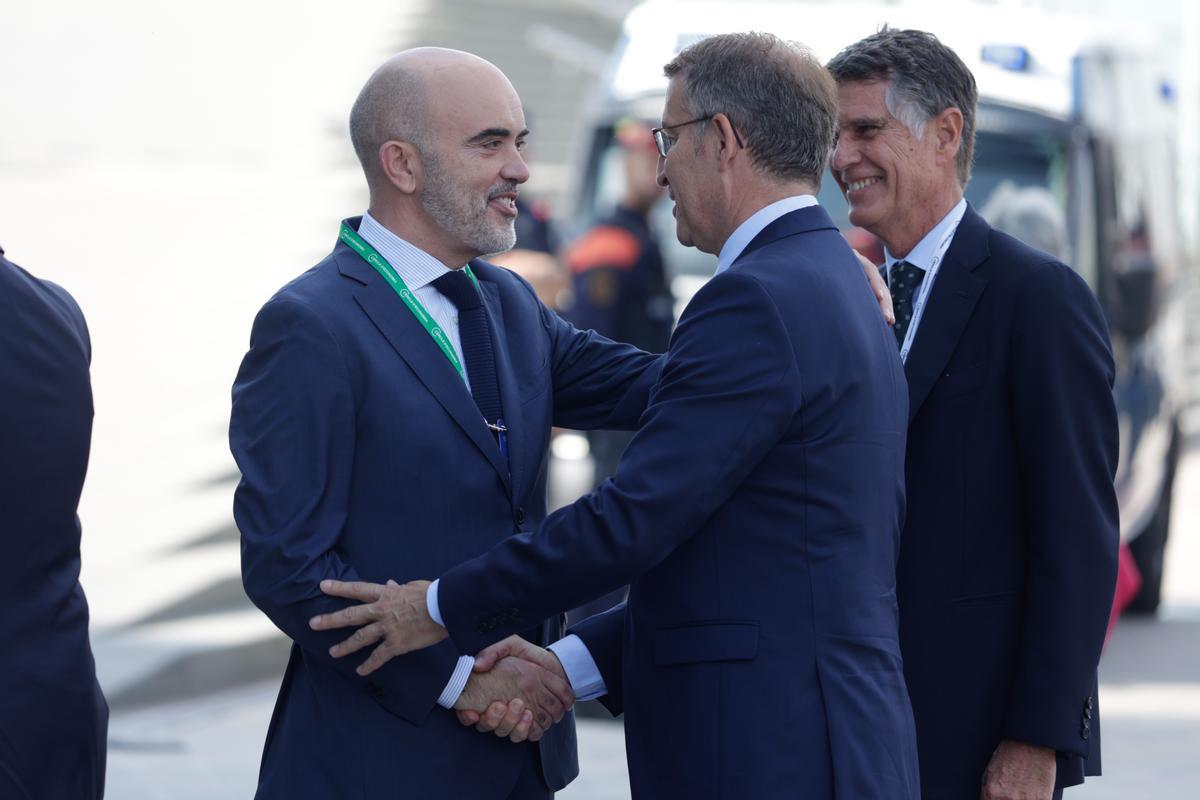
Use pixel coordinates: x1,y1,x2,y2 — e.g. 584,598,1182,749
828,27,1119,800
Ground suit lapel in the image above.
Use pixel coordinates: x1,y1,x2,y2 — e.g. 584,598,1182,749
903,206,990,423
478,277,525,507
341,248,512,493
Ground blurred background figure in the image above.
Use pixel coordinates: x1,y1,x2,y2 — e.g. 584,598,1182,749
0,245,108,799
564,119,673,486
490,113,570,309
491,197,570,309
560,119,672,626
981,180,1071,261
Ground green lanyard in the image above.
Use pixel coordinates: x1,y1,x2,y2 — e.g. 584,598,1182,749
339,222,479,379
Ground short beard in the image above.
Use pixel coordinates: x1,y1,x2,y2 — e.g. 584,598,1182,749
420,148,516,257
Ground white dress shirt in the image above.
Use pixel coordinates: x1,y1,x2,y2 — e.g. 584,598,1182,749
357,212,476,709
434,195,825,702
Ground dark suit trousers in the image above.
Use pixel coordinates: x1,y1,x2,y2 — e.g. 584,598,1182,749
508,744,551,800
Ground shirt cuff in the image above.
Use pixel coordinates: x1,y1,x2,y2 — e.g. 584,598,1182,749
427,579,444,627
435,655,475,709
548,634,608,701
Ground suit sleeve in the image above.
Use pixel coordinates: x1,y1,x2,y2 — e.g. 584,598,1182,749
519,276,663,432
569,603,628,717
39,279,92,364
1002,261,1120,756
231,298,460,724
438,272,801,653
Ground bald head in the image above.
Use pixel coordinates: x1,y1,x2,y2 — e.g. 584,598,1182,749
349,48,508,191
347,48,530,267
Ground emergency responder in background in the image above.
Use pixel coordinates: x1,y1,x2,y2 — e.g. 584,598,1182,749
491,195,568,309
490,109,569,310
564,119,674,485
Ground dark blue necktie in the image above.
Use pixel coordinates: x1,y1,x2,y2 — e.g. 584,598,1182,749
889,260,926,348
432,270,504,435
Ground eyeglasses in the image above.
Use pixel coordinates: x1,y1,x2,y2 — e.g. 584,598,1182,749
651,115,745,158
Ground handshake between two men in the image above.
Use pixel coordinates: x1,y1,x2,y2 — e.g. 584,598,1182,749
310,578,566,743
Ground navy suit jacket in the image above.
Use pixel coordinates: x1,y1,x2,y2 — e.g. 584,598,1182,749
896,206,1119,798
438,206,921,799
0,250,108,799
230,220,659,798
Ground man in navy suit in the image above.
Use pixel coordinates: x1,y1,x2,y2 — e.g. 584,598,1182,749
0,246,108,799
314,33,920,799
230,48,660,798
827,29,1119,800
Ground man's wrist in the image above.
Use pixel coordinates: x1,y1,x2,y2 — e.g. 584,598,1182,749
426,579,444,627
547,634,607,701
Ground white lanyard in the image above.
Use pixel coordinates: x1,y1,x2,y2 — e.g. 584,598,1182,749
896,219,962,363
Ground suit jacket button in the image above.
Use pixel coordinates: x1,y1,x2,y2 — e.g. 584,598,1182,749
514,507,525,525
1087,696,1095,711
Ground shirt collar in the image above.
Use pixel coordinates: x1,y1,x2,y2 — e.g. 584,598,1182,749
883,197,968,274
715,195,819,275
358,212,454,290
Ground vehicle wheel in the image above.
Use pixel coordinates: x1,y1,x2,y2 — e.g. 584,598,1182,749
1127,426,1180,614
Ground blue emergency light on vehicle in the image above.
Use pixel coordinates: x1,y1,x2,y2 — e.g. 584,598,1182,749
981,44,1030,72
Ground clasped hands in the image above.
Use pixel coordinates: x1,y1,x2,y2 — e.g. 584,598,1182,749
309,579,570,742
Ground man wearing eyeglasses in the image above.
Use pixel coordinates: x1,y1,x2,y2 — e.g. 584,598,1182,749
313,32,919,799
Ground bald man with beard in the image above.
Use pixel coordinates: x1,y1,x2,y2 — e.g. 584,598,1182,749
230,48,662,799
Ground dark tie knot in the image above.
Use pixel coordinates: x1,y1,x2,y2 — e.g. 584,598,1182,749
891,260,925,283
432,269,481,311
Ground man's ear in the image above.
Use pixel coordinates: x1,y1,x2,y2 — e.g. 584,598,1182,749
932,107,963,165
379,140,423,195
710,112,742,169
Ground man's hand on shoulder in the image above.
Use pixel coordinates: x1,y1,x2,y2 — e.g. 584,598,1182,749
455,635,575,742
854,249,895,326
980,739,1056,800
309,578,447,675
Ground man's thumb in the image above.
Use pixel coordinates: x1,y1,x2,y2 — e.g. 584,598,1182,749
473,643,509,672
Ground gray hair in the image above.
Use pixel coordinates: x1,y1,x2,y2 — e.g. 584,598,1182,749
349,58,430,190
663,32,837,186
827,27,978,186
